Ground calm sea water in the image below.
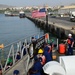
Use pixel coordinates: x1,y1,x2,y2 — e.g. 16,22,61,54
0,14,57,46
0,14,58,60
0,14,43,46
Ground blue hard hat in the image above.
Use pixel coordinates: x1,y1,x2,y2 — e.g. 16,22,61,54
13,70,19,74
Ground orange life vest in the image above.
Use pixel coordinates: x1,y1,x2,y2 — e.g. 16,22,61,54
40,55,46,65
67,39,71,44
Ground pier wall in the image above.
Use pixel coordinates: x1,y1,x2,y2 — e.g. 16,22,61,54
26,16,75,39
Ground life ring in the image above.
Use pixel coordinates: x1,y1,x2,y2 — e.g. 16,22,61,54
0,44,4,49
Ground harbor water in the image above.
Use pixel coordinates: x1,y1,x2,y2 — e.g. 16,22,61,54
0,14,57,46
0,14,57,61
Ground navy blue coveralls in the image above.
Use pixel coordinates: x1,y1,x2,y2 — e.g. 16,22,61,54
30,60,42,75
44,51,52,63
44,46,52,62
67,38,74,55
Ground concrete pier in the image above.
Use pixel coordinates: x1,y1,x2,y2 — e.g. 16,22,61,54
26,16,75,39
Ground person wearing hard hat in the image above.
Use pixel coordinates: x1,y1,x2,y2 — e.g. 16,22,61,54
38,49,46,66
67,33,74,55
37,49,46,75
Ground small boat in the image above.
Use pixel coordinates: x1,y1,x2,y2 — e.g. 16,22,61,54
4,11,19,16
19,11,25,18
4,11,12,16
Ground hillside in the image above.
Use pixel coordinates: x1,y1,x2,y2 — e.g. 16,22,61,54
0,4,14,8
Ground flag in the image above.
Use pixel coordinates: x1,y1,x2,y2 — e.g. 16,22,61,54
39,8,46,12
32,8,46,18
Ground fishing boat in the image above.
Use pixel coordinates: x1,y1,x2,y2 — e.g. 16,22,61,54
19,11,25,18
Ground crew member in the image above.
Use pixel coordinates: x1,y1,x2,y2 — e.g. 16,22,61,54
28,57,42,75
31,37,36,50
13,70,20,75
44,43,49,52
38,49,46,66
67,33,74,55
44,43,52,61
16,51,21,62
47,44,52,60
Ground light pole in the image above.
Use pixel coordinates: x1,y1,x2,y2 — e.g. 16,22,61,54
46,12,50,29
45,12,50,43
46,14,48,26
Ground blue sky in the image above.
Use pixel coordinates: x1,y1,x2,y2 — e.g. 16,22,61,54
0,0,75,6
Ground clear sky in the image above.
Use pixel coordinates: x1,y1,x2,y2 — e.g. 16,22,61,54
0,0,75,7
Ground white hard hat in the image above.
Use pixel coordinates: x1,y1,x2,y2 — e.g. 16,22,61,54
68,34,72,36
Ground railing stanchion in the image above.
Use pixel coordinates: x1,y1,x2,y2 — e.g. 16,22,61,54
57,38,59,50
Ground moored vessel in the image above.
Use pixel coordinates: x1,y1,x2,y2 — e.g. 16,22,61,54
19,11,25,18
4,11,12,16
4,11,19,16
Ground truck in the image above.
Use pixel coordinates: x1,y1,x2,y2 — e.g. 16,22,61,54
70,11,75,21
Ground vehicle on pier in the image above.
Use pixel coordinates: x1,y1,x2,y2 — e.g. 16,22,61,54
70,11,75,21
19,11,25,18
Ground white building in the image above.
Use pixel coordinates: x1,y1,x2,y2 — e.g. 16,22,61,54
58,5,75,14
